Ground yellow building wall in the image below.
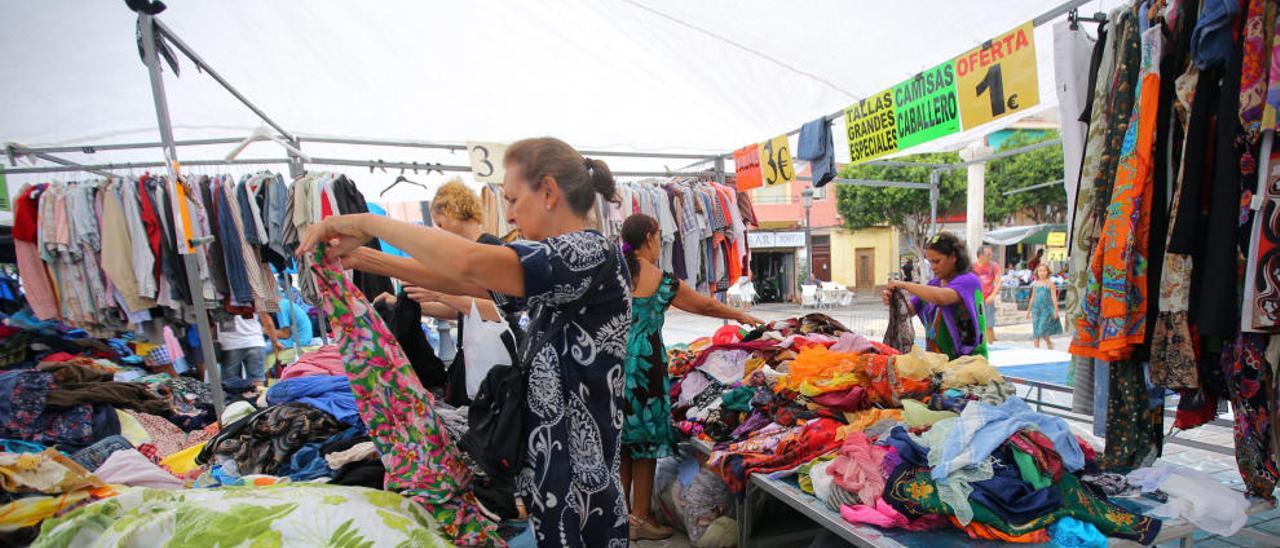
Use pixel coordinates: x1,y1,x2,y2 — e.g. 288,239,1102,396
829,226,898,289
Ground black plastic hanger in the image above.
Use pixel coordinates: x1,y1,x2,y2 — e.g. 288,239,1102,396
380,174,430,197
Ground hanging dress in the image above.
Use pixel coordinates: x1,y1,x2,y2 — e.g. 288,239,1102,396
622,272,678,459
309,249,501,546
1071,16,1158,362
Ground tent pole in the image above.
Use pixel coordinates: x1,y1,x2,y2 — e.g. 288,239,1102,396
140,13,226,419
151,19,296,145
929,170,940,239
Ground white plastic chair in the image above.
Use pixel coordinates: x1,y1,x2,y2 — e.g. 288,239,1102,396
741,281,757,308
801,284,818,308
726,283,744,308
838,291,854,307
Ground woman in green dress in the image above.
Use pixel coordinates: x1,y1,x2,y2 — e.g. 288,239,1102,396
618,213,761,540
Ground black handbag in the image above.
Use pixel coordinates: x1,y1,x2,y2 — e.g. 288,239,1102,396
460,250,617,485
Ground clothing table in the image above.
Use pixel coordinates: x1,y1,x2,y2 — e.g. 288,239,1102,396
686,440,1278,547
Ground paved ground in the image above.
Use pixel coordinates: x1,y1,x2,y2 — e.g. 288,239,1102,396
648,300,1280,547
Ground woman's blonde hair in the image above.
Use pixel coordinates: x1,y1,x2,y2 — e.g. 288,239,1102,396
431,178,483,223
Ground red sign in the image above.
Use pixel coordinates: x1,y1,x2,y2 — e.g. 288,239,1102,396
734,144,762,191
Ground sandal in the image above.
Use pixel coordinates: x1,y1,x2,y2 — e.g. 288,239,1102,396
629,514,673,541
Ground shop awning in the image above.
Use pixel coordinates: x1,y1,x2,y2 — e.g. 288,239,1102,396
983,223,1066,246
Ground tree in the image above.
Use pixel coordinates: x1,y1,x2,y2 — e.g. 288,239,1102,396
984,131,1067,225
836,151,966,259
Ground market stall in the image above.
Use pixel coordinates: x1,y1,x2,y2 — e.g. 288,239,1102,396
4,0,1280,546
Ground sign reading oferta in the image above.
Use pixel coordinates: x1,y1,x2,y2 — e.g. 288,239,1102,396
845,21,1039,166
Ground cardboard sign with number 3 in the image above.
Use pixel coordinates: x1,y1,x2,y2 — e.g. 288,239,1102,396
760,134,795,187
954,21,1039,130
467,141,509,184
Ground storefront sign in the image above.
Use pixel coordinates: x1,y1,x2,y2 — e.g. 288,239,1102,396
760,134,796,187
893,60,961,149
749,231,805,248
467,141,509,184
954,21,1039,130
844,89,898,164
843,20,1038,166
733,144,763,191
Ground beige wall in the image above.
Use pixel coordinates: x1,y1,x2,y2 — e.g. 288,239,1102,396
830,226,898,289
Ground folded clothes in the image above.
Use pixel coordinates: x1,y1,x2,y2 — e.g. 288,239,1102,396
932,397,1084,481
93,448,184,489
279,345,344,380
827,432,888,506
884,465,1161,544
0,448,104,495
266,375,360,426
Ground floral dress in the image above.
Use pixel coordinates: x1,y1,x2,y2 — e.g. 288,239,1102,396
1031,283,1063,338
491,230,632,547
310,249,501,546
622,271,678,459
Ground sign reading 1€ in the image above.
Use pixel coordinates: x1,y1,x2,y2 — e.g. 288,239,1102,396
954,21,1039,130
843,21,1039,166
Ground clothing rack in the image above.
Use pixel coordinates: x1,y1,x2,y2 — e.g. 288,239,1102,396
1067,8,1109,30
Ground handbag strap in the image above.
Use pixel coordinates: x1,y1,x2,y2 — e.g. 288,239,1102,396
515,247,618,372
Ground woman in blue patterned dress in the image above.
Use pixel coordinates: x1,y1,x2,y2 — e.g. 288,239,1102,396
618,213,760,540
301,137,632,547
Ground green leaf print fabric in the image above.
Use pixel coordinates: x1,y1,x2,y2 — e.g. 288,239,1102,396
34,483,452,547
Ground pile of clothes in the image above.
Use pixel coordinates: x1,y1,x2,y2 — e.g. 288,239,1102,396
0,313,463,547
665,314,1253,544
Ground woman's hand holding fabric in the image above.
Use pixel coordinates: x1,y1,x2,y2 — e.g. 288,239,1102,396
297,213,375,259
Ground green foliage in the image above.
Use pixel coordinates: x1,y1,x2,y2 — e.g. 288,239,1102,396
836,151,965,254
984,131,1067,224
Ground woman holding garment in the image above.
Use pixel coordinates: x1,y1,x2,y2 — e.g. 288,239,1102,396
881,232,988,359
300,137,631,547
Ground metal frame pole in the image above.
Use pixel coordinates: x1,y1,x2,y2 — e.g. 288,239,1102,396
929,170,940,238
140,13,226,418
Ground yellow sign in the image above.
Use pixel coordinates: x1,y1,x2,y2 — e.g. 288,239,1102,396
760,134,796,187
1046,246,1067,262
843,89,898,164
467,141,509,184
954,21,1039,129
1046,231,1066,247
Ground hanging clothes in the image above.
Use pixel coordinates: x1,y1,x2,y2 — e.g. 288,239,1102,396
1072,16,1159,362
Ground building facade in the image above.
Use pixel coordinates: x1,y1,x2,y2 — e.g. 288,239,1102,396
749,167,899,301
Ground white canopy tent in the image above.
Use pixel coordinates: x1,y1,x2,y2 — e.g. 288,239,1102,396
1,0,1123,205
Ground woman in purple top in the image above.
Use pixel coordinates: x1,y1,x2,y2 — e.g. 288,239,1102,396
881,232,988,359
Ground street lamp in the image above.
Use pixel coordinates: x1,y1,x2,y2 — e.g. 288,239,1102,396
801,186,814,284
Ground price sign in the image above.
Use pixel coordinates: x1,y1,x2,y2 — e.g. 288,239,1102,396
954,21,1039,129
760,134,796,187
1046,247,1067,262
893,60,961,149
733,144,763,191
844,88,898,164
1046,231,1067,247
467,141,509,184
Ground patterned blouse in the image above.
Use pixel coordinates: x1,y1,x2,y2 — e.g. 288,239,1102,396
492,230,633,547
